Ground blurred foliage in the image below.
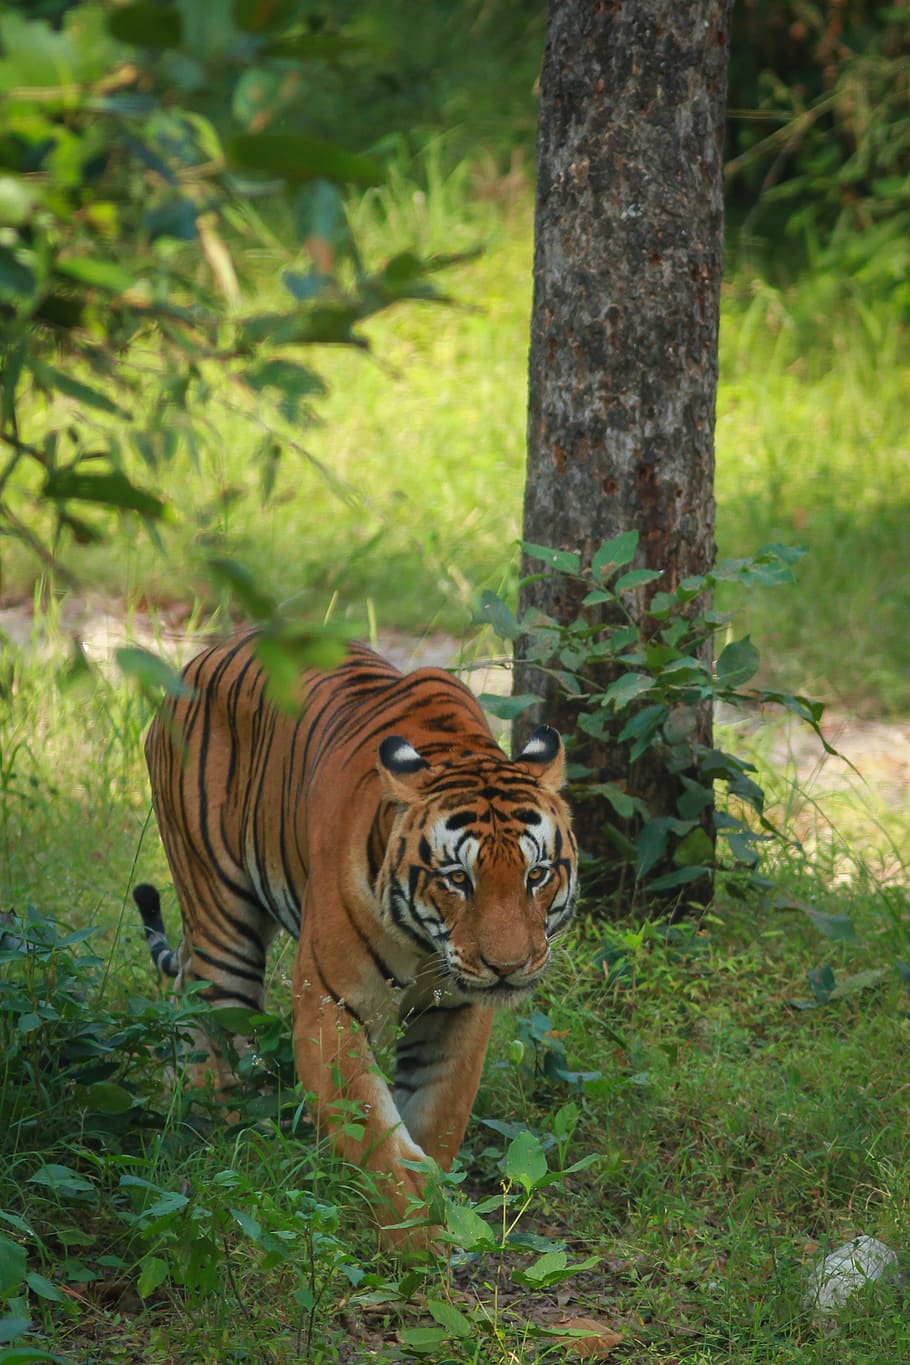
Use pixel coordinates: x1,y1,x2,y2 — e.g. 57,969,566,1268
727,1,910,275
0,0,905,647
0,0,459,644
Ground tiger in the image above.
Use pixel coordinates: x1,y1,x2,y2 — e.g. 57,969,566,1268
135,629,578,1248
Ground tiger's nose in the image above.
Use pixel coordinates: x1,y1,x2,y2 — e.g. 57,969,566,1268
481,953,532,979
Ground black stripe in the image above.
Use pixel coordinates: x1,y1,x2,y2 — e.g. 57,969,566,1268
340,894,408,990
311,942,366,1029
205,982,262,1011
444,810,477,830
193,945,265,984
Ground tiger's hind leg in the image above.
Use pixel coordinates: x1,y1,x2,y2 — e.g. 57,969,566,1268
133,872,279,1098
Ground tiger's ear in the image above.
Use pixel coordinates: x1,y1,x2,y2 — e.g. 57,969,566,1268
514,725,565,791
378,735,432,804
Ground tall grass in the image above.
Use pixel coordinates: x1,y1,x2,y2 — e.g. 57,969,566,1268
3,162,906,716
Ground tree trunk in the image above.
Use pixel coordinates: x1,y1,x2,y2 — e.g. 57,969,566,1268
515,0,733,911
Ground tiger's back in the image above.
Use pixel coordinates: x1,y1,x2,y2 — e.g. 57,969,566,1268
140,630,578,1247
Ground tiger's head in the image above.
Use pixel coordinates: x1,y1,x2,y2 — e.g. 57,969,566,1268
375,727,578,1005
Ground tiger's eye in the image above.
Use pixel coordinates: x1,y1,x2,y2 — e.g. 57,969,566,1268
527,866,550,887
446,869,470,889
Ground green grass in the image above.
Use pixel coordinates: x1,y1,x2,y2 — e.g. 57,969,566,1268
4,164,907,714
1,619,908,1363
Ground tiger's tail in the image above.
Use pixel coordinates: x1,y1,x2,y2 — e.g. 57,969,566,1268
133,883,180,979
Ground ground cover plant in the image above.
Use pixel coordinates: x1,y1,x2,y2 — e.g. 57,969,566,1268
1,594,908,1362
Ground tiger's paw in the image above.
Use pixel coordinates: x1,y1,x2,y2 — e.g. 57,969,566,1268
369,1160,446,1258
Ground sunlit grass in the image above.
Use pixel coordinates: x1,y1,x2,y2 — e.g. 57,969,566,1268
4,169,907,712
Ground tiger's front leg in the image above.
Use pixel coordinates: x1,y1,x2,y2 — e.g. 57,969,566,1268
291,922,434,1250
393,1001,494,1170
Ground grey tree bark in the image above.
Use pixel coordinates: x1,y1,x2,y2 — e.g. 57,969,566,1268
515,0,733,907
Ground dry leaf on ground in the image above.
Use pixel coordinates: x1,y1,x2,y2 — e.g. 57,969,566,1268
550,1315,622,1358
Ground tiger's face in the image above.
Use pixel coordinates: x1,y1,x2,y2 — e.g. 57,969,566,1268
376,727,578,1005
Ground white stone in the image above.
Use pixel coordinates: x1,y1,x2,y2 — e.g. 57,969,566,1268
806,1235,901,1313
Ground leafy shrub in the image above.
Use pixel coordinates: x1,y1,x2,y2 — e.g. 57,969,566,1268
0,907,212,1354
475,535,831,907
728,1,910,279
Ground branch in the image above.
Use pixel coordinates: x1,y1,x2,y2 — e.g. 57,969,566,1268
0,501,79,588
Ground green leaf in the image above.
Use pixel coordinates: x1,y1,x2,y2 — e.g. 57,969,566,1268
28,1165,95,1199
211,1006,268,1036
398,1327,451,1353
716,636,760,686
647,590,677,618
807,964,836,1003
239,305,363,348
0,177,37,227
724,831,760,866
645,865,709,892
585,782,645,820
1,7,116,88
426,1299,473,1339
442,1202,497,1252
615,568,662,592
603,673,652,711
0,245,35,301
636,820,669,878
674,828,713,867
511,1248,567,1285
617,703,665,746
107,3,183,47
228,134,383,186
781,899,856,942
0,1216,34,1242
207,557,276,620
75,1082,135,1115
137,1255,170,1299
136,1191,190,1222
241,360,325,398
229,1209,262,1241
116,647,192,698
23,1274,62,1304
0,1234,27,1299
505,1129,548,1192
28,361,129,417
43,469,167,519
1,338,26,429
478,693,542,720
254,628,347,712
54,258,134,293
592,531,638,577
473,590,520,641
522,543,581,574
0,1321,35,1351
829,968,886,1000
